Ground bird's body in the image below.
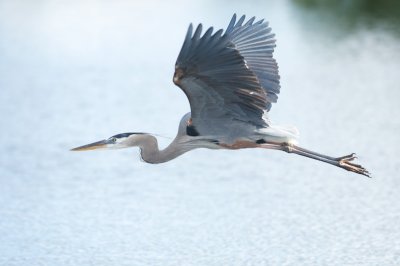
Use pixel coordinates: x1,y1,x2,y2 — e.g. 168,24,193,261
72,14,370,177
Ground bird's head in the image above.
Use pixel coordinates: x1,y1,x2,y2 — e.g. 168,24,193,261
71,132,146,151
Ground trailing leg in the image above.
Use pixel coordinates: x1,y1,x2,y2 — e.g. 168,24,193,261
259,142,371,177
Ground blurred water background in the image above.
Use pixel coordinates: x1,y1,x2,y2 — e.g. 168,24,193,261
1,0,400,265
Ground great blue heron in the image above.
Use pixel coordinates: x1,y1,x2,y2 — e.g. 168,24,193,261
71,14,370,177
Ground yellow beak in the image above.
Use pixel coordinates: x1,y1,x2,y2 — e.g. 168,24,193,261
70,139,108,151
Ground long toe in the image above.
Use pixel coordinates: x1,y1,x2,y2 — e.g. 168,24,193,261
336,153,357,161
339,158,371,178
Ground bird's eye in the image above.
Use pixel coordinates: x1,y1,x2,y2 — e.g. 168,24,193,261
110,137,117,143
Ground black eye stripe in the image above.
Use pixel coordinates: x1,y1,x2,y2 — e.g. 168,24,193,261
110,132,145,139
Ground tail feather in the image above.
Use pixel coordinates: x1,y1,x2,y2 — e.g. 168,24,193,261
258,125,299,144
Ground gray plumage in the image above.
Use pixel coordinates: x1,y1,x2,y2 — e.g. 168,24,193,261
174,14,279,142
71,14,370,177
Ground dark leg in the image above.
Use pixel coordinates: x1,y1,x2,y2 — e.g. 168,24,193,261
259,142,371,177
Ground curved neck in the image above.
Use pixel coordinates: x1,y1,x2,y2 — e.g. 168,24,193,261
132,134,192,164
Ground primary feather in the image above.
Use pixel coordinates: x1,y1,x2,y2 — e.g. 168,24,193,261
174,14,280,141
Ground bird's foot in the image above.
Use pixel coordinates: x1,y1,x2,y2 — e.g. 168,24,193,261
337,153,371,178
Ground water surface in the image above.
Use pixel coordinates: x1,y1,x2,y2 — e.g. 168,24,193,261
1,1,400,265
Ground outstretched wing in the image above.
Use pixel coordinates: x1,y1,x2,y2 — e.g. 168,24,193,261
174,14,280,137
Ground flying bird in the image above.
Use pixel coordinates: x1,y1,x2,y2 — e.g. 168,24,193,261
71,14,370,177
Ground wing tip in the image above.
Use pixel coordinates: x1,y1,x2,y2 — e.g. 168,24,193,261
186,23,193,39
226,14,237,33
192,23,203,40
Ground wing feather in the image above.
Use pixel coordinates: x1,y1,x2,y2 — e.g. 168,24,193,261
174,14,280,139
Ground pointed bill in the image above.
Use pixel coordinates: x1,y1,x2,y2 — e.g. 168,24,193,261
70,139,108,151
